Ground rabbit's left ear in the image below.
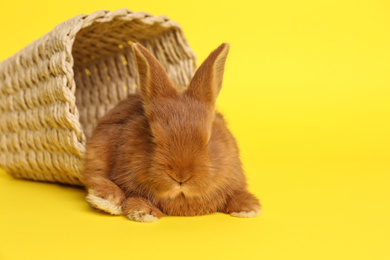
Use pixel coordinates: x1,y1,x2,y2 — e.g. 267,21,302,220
186,43,230,109
132,43,177,104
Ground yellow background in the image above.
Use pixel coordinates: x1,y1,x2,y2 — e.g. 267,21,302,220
0,0,389,259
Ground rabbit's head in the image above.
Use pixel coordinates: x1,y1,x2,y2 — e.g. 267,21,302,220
133,43,236,203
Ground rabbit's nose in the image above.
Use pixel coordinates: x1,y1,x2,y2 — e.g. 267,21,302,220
168,173,192,185
178,175,192,185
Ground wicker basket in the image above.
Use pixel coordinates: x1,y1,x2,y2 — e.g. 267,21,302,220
0,9,197,185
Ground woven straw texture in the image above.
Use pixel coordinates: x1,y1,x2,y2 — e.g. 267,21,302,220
0,9,197,185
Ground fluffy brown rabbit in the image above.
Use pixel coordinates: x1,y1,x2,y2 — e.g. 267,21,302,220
81,43,261,222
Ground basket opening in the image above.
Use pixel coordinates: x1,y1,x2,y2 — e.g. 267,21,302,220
71,19,175,140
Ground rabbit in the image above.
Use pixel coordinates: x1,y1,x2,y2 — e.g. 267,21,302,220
81,43,261,222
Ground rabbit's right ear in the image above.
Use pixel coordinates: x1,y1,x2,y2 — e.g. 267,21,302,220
132,43,177,104
186,43,230,109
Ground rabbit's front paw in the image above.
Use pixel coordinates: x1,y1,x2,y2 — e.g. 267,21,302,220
86,192,123,215
225,190,261,218
230,207,261,218
86,184,125,215
123,197,164,223
127,209,160,223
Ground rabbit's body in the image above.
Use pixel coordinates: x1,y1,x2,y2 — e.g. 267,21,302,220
82,43,261,222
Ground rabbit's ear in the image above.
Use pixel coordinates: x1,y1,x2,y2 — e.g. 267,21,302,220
186,43,229,108
132,43,177,103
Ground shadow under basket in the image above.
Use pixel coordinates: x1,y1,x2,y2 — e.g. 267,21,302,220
0,9,197,185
